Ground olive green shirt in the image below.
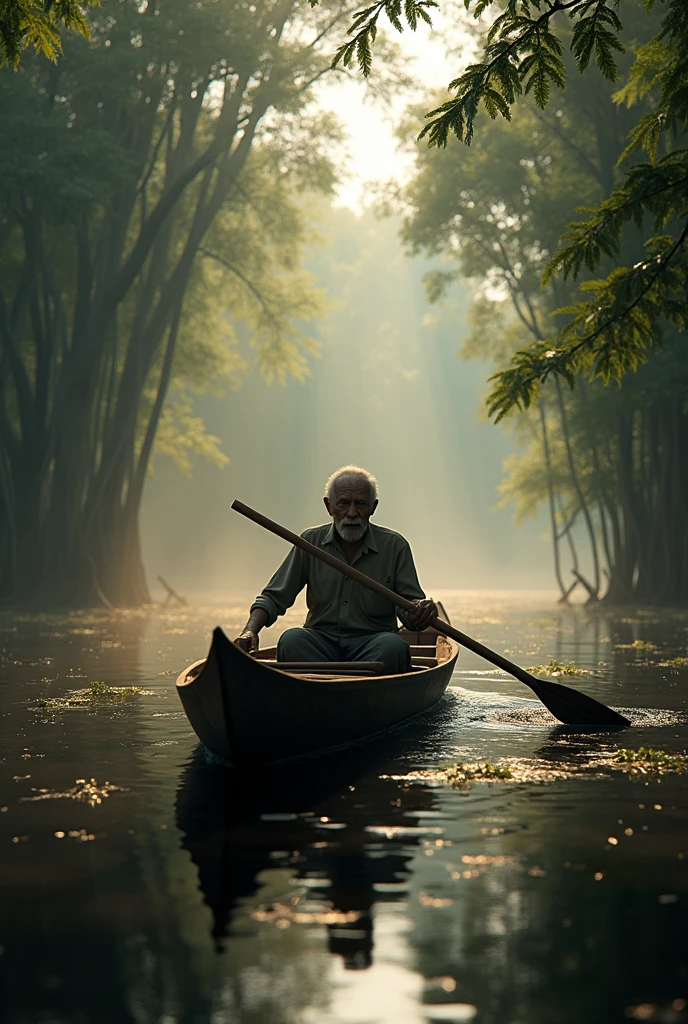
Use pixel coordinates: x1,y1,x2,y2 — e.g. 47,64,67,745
251,522,425,637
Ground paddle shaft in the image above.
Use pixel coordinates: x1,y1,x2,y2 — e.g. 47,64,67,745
232,499,537,688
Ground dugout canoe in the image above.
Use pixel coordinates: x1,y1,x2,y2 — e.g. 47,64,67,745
176,613,459,767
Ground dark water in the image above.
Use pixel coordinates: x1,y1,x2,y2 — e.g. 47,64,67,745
1,592,687,1024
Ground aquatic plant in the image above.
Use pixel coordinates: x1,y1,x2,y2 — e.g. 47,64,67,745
630,640,659,653
400,745,687,793
658,656,688,669
444,761,513,789
527,659,591,678
34,683,151,713
89,680,113,696
614,748,687,775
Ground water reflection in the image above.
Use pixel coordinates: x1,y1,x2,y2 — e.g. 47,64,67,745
1,596,688,1023
175,708,450,967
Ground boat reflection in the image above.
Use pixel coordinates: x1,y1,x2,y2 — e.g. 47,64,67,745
175,700,454,968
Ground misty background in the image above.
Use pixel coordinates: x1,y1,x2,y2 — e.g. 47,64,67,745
6,0,677,610
141,208,554,601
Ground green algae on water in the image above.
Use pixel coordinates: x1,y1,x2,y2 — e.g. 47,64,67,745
527,659,591,678
444,761,513,789
34,681,152,713
89,680,120,696
614,747,687,775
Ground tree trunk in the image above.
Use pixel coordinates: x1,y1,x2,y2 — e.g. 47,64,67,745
554,377,600,601
538,404,570,601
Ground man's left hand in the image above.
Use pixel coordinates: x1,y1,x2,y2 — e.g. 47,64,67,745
407,598,438,631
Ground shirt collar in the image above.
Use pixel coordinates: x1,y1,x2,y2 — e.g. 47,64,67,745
323,521,378,554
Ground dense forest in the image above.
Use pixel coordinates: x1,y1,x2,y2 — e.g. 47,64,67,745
1,0,687,607
0,0,356,606
392,0,688,605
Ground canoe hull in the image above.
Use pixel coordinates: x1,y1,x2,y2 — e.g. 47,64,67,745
177,627,459,767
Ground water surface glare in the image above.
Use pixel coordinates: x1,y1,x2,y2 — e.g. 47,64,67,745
1,592,687,1024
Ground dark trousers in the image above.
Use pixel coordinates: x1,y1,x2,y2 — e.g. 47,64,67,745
277,628,411,674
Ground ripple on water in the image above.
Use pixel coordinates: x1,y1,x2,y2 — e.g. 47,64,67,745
449,686,561,728
448,686,686,730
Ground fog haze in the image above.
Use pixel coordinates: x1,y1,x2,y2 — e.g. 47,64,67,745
141,209,555,603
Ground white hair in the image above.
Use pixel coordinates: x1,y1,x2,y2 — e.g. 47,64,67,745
325,465,379,504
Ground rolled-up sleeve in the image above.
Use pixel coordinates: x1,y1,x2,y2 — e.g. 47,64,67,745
250,541,309,627
393,539,426,629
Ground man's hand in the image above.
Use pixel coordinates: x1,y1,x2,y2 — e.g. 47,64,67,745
234,608,268,653
234,630,259,654
407,598,438,631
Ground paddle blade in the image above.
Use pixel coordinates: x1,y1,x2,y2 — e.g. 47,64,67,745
527,675,631,728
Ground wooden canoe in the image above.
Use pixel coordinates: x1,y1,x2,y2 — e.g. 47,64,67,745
176,614,459,768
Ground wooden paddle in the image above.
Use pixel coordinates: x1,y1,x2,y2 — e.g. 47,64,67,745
232,500,630,728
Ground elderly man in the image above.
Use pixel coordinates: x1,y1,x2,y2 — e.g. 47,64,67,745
234,466,438,673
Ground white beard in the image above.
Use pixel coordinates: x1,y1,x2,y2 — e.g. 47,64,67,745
335,516,366,543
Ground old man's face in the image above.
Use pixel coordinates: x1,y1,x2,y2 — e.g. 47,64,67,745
324,476,378,544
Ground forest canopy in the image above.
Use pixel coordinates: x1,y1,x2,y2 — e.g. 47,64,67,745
394,0,688,604
0,0,370,607
0,0,96,67
332,0,688,419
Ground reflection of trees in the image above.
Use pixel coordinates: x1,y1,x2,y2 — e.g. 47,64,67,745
576,605,688,706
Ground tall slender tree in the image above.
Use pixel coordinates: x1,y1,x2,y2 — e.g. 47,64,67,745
0,0,365,606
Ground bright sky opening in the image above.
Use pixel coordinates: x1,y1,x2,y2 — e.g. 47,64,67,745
314,9,471,211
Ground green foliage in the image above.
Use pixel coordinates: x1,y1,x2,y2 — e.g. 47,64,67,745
397,10,688,604
335,0,688,416
0,0,95,68
485,141,688,419
630,639,654,650
482,1,688,413
331,0,628,144
34,682,150,711
422,5,570,147
0,0,356,605
496,338,688,601
154,398,230,479
139,144,334,474
444,760,513,788
614,747,687,772
488,225,688,419
332,0,437,76
659,655,688,668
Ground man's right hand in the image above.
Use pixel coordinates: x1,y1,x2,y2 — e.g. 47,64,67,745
234,630,259,654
